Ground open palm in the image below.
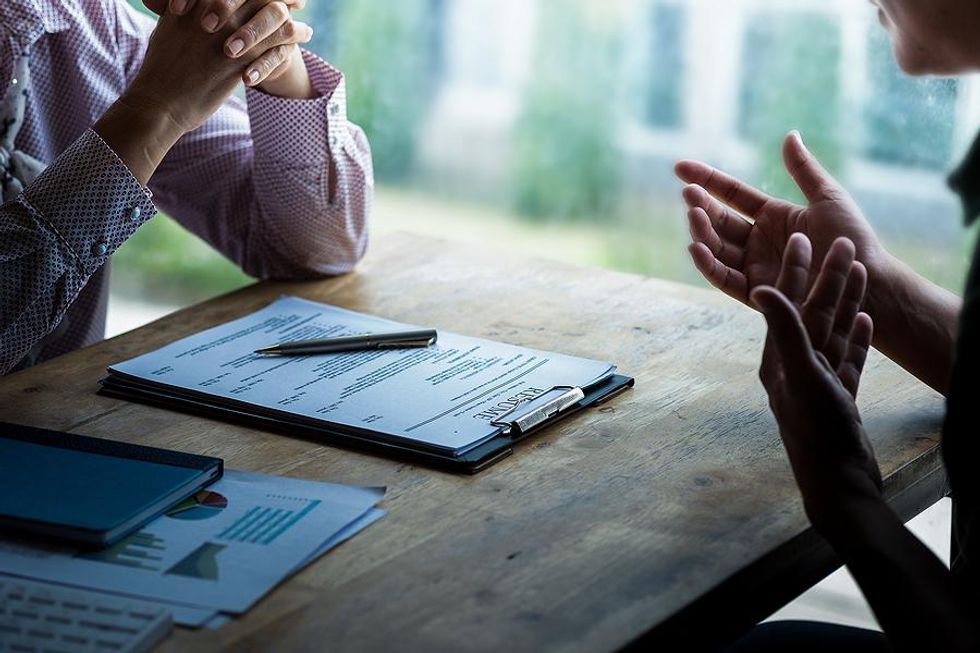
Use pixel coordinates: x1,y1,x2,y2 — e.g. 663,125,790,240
675,132,883,306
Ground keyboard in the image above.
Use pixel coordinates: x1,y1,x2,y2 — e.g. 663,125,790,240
0,575,172,653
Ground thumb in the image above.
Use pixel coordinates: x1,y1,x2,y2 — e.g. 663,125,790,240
782,131,841,204
751,286,816,376
142,0,167,16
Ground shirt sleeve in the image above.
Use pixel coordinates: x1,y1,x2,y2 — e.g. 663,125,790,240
943,223,980,622
147,49,374,280
0,130,156,375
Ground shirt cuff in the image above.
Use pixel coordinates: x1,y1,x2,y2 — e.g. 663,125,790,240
245,49,349,165
20,129,156,276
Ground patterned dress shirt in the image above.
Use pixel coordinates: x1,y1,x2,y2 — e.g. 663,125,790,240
0,0,374,376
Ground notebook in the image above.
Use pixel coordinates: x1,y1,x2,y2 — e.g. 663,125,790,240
0,422,223,547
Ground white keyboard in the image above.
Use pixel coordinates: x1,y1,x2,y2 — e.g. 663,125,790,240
0,576,172,653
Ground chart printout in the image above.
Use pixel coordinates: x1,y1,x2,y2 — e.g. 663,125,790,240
108,297,615,454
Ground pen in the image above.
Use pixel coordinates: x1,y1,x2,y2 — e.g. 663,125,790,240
254,329,438,356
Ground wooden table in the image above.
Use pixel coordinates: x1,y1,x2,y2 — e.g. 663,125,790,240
0,233,947,651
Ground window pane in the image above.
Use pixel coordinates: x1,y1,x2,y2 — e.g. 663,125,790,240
863,28,958,170
645,3,686,129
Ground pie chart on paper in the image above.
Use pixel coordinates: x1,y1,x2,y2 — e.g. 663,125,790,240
165,490,228,521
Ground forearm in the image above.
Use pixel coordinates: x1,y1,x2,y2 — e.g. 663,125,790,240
822,496,975,652
866,251,961,395
152,51,371,280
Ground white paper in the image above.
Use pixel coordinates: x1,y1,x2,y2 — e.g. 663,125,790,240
108,297,615,454
202,507,387,631
0,470,384,616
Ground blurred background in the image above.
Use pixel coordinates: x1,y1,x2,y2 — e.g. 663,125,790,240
113,0,979,332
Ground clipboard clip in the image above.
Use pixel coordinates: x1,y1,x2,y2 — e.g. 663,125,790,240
490,385,586,436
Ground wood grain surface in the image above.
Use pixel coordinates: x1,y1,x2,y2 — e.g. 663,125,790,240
0,232,946,652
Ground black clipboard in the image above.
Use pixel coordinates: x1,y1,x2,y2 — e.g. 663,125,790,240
98,373,633,473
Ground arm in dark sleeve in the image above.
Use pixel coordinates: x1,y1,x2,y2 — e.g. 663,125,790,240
0,130,155,375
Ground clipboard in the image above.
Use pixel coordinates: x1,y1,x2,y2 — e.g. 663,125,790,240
98,373,634,474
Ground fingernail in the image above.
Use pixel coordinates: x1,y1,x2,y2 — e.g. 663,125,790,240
792,130,804,146
227,38,245,56
246,70,260,85
172,0,187,14
202,13,219,32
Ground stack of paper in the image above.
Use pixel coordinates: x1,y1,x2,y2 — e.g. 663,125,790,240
0,470,385,628
100,296,621,468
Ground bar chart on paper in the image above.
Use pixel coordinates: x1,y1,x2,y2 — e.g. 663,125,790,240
78,532,167,571
217,497,322,545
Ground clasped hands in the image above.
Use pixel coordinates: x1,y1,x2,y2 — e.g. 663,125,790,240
676,134,886,536
128,0,313,137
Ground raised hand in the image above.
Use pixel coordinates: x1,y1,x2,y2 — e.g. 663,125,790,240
752,233,882,533
675,132,884,308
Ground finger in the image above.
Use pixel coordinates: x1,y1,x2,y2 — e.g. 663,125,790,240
824,261,867,371
226,2,306,58
689,243,749,302
199,0,247,33
244,43,296,86
759,334,781,392
285,0,306,8
838,312,873,398
775,232,812,307
682,184,753,246
751,287,818,380
801,237,856,351
675,160,773,219
262,55,293,83
782,131,844,204
688,208,744,269
144,0,168,15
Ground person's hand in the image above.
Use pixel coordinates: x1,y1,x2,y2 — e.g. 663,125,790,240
140,0,313,97
675,132,885,309
752,232,883,534
124,0,312,136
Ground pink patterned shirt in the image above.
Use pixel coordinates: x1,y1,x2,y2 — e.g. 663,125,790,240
0,0,373,376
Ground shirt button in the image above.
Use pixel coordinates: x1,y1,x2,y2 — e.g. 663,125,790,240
328,101,340,117
91,242,108,257
130,206,142,221
329,134,339,150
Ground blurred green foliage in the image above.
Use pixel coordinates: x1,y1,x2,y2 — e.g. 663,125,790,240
113,215,251,304
511,0,622,221
739,12,843,202
310,0,440,181
108,0,966,307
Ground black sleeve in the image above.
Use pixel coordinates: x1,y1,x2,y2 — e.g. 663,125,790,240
942,238,980,620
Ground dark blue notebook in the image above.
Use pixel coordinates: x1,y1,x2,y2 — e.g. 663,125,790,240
0,422,222,548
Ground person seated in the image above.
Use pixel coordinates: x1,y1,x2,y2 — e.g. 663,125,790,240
0,0,373,376
677,0,978,649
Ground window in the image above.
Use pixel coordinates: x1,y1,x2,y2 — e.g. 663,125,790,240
110,0,971,334
737,11,842,200
644,3,686,129
863,28,958,171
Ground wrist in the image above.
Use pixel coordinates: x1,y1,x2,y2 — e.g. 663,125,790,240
807,482,890,547
93,95,186,186
256,48,315,99
862,247,902,323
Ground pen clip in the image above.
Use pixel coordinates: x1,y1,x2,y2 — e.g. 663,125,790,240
376,338,435,349
490,386,585,436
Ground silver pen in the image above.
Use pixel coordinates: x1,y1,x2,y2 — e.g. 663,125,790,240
254,329,438,356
